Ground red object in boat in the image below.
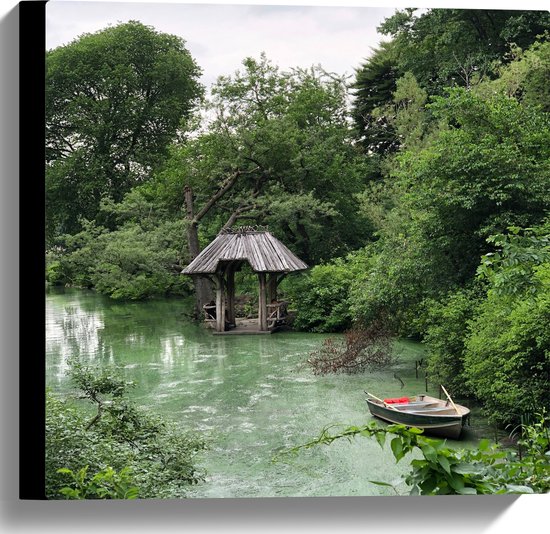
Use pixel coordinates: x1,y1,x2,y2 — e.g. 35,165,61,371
384,397,409,404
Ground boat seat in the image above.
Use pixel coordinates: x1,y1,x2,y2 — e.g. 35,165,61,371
408,407,455,413
399,402,438,406
394,403,440,410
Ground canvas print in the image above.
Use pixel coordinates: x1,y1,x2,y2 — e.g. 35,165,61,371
44,0,550,499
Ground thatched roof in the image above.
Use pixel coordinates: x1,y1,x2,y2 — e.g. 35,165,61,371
181,228,308,275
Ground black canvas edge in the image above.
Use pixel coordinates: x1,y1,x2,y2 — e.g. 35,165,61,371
19,0,47,500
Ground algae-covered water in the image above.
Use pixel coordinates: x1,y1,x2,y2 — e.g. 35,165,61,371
46,287,489,498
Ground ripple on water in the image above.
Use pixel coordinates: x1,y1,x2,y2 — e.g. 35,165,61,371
283,376,315,383
182,405,218,415
188,377,220,384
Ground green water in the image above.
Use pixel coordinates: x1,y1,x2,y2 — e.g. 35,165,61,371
46,287,489,498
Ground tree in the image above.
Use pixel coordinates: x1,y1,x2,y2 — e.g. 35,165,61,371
46,21,203,240
480,39,550,113
351,41,400,156
391,87,549,287
378,9,550,94
464,224,550,424
154,55,373,311
345,76,549,339
351,9,550,156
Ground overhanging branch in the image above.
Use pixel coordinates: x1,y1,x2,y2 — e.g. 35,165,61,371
192,166,260,224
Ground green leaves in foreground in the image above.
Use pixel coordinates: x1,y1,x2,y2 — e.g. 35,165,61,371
46,359,207,499
282,417,549,495
57,466,139,500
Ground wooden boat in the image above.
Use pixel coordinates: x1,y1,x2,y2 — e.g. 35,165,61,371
365,393,470,440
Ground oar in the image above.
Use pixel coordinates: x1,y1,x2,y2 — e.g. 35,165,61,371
441,385,460,414
365,391,398,411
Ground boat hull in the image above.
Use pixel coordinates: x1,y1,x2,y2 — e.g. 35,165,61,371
366,396,469,440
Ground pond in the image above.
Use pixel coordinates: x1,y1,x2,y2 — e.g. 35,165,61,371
46,287,492,498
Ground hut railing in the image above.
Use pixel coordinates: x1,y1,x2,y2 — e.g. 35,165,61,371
203,303,216,322
204,300,288,329
267,300,288,329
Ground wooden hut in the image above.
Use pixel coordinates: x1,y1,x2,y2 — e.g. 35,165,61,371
181,227,308,334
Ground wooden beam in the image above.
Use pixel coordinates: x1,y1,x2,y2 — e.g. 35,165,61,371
226,263,236,325
258,272,268,331
215,273,225,332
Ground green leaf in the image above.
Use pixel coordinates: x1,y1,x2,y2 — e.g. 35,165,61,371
375,431,386,449
478,439,491,452
447,473,465,493
56,468,73,475
453,462,480,475
125,487,140,499
420,443,438,463
505,485,535,494
438,455,451,475
390,437,405,462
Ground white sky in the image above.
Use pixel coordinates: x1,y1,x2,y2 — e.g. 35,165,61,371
44,0,550,90
46,1,396,88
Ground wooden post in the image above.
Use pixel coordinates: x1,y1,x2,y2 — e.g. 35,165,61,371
226,264,236,325
215,272,225,332
267,273,278,303
258,272,268,331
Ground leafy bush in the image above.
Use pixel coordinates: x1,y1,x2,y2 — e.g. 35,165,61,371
348,229,456,337
283,254,366,332
476,225,550,297
46,218,192,300
46,360,206,499
463,225,550,425
423,287,481,395
464,274,550,425
45,258,67,286
57,466,139,500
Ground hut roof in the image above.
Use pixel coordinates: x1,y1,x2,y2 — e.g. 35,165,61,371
181,228,308,275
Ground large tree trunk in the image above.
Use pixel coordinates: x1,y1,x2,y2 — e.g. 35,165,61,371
185,185,212,318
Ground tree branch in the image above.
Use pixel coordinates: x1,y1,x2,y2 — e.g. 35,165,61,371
220,200,260,232
193,166,259,224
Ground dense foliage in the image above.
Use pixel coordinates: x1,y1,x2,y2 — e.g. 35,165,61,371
46,199,191,300
352,8,550,153
46,360,206,499
463,226,550,424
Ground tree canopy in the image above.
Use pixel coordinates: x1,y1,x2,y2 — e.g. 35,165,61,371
351,8,550,157
46,21,203,239
152,55,374,265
